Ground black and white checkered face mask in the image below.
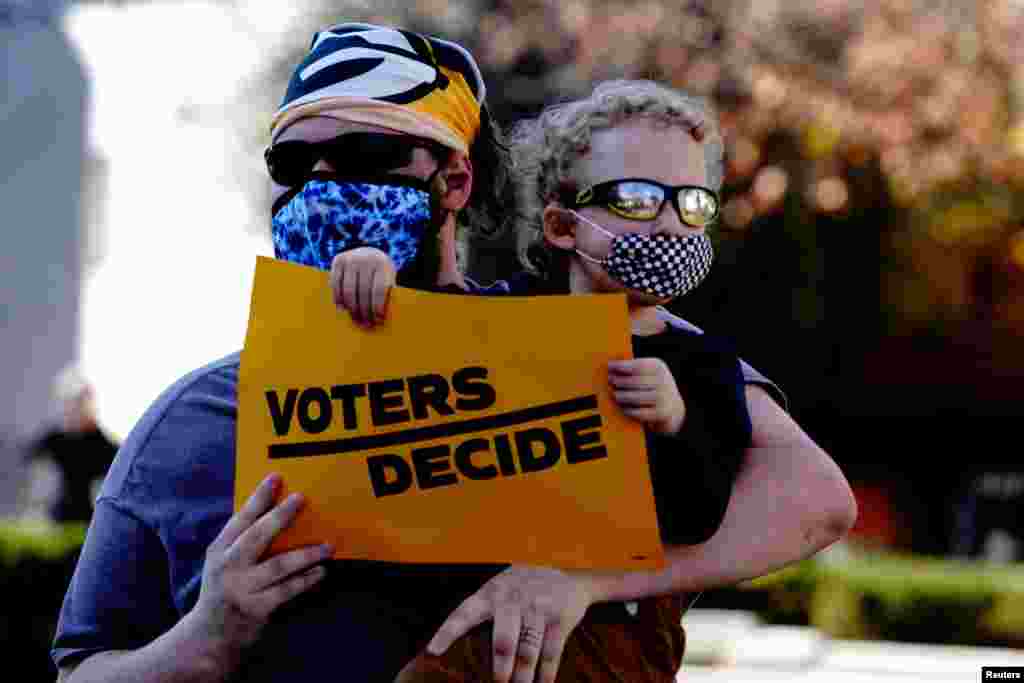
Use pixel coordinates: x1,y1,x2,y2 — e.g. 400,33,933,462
572,211,714,299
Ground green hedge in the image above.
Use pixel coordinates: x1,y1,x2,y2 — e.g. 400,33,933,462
4,522,1024,672
0,518,87,565
741,547,1024,647
1,518,87,681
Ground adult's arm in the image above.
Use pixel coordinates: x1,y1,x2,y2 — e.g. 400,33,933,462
57,615,223,683
54,497,225,683
589,384,857,601
58,477,330,683
423,385,856,682
430,385,856,611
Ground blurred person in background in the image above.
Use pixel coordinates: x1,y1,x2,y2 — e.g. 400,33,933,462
1,0,87,518
25,365,118,524
951,470,1024,564
53,22,855,683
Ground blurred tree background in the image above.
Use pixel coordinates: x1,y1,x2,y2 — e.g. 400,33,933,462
233,0,1024,554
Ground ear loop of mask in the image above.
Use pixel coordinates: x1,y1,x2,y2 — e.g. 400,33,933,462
569,209,617,265
395,161,448,289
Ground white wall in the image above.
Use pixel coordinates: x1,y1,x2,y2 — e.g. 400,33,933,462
65,1,290,440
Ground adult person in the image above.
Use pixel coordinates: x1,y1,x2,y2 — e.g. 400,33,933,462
53,22,513,683
332,81,859,683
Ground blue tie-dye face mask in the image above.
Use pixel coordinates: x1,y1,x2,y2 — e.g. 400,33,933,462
271,173,435,272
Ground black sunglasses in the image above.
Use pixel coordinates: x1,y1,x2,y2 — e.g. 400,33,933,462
570,178,720,227
264,132,449,187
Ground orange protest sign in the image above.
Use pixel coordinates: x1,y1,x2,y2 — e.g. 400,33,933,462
236,257,666,570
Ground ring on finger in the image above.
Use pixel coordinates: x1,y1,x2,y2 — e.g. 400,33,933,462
519,625,543,648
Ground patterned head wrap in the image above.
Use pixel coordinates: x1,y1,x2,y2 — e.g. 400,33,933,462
270,23,486,153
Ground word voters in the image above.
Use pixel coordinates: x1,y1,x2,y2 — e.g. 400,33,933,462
237,257,665,570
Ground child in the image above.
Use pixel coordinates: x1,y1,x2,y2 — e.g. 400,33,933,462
395,80,753,683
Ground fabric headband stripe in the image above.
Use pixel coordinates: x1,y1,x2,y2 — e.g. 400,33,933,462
271,24,485,153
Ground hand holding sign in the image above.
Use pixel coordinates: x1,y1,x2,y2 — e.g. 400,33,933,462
609,357,688,436
191,474,332,660
329,247,396,327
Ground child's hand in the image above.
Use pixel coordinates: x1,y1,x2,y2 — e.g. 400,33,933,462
608,358,686,435
329,247,396,327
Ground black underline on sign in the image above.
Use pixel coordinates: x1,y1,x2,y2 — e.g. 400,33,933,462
268,394,599,459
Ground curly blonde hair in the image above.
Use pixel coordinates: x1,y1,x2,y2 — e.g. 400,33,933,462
507,80,724,281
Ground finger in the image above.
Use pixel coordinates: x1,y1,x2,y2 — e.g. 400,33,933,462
340,258,360,323
355,266,374,326
211,474,279,552
427,594,492,655
251,564,327,617
230,492,305,566
511,610,546,683
362,266,382,327
358,264,375,326
607,359,637,374
247,542,333,592
370,264,392,324
609,358,661,374
535,620,569,683
612,389,658,408
330,256,345,309
490,604,522,683
619,406,659,423
609,372,657,390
